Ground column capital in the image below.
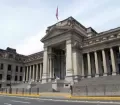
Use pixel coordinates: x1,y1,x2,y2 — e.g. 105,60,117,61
44,47,48,51
66,39,72,44
101,48,105,50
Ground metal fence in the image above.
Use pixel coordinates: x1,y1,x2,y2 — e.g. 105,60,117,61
0,88,40,95
73,84,120,96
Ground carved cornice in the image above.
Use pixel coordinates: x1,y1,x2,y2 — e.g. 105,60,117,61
83,32,120,48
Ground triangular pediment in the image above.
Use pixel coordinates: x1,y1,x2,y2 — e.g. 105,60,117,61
41,16,87,42
41,27,69,42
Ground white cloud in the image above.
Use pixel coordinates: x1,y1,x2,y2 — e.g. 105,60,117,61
83,8,120,28
15,28,46,55
14,0,120,55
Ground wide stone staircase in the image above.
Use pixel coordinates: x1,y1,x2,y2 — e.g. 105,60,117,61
73,75,120,96
75,75,120,86
11,83,30,88
32,82,53,92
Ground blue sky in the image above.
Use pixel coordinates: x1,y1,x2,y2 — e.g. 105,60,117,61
0,0,120,55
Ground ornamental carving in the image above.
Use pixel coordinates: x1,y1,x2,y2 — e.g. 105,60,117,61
72,41,80,49
67,17,75,28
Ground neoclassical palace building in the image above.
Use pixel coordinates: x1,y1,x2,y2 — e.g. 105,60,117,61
0,17,120,87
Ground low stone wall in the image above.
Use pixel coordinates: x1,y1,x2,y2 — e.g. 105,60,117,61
73,84,120,96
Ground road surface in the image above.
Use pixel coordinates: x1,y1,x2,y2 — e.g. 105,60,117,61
0,95,120,105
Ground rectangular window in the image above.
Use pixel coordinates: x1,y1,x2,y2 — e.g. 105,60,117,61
8,64,11,71
7,84,10,86
7,75,11,80
15,76,17,81
20,76,22,81
0,63,3,70
0,74,2,80
20,67,23,72
16,66,18,72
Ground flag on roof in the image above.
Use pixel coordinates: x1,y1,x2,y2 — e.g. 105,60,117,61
56,6,58,20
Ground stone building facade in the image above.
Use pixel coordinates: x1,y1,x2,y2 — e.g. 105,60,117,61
0,17,120,88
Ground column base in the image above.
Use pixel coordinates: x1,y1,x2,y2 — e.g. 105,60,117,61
42,78,52,83
65,75,81,82
48,78,52,82
73,75,81,82
65,75,74,82
42,78,48,83
103,73,107,76
87,75,91,78
95,74,99,77
42,73,49,83
38,79,42,82
112,72,116,75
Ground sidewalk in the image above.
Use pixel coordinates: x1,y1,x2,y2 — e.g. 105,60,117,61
40,92,70,99
0,92,40,97
39,93,120,101
1,92,120,101
69,96,120,101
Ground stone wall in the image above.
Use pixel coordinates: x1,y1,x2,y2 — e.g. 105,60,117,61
73,84,120,96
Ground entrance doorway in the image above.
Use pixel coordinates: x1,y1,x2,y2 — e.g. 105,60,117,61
52,48,66,80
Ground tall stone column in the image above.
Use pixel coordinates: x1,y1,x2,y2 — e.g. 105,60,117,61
36,64,38,81
26,66,28,82
72,45,81,81
40,63,43,81
32,65,35,81
49,58,52,79
47,57,51,81
23,67,25,82
110,48,117,75
42,47,48,83
102,49,108,76
65,39,73,81
87,53,91,78
29,66,31,81
81,55,84,78
39,63,41,81
52,59,54,79
94,51,99,77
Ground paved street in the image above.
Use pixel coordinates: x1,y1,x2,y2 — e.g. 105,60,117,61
0,95,120,105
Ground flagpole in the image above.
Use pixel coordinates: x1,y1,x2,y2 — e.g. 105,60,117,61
56,6,59,22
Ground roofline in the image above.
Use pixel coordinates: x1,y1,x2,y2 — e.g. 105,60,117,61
98,27,120,35
48,16,86,30
27,51,43,57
